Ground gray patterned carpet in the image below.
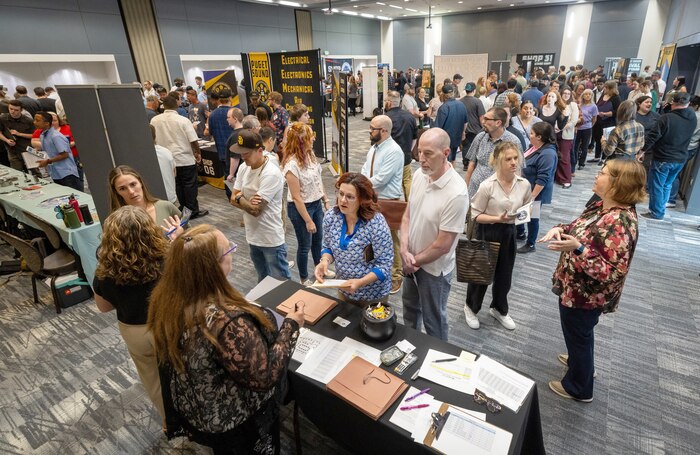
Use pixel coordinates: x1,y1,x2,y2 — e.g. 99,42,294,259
0,114,698,454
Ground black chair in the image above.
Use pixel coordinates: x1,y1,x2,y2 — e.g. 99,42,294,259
0,230,79,314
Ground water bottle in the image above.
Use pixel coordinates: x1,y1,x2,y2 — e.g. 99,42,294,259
68,194,83,222
62,204,81,229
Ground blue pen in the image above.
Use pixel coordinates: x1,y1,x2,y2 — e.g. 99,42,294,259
405,387,431,402
166,220,187,237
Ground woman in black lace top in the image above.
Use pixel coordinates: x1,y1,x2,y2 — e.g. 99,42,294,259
148,224,305,454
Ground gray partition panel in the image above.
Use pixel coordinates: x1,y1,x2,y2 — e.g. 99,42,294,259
96,85,167,202
55,85,115,222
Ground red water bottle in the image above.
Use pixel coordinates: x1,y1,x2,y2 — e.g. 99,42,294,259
69,194,83,222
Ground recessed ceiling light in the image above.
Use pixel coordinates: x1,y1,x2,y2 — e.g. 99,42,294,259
447,10,452,12
377,15,391,20
406,8,417,11
477,6,482,9
376,2,385,4
360,13,374,17
278,0,300,6
389,4,403,9
458,1,463,3
342,10,358,15
353,5,358,7
510,3,514,6
379,9,383,11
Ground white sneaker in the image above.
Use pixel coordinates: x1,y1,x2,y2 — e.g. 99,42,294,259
288,260,295,268
489,308,516,330
464,306,480,329
325,269,336,279
302,279,314,286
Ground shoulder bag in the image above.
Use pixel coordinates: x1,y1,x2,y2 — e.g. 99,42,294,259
455,206,500,285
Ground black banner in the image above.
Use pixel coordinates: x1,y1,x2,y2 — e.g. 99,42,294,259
516,53,556,77
331,71,349,174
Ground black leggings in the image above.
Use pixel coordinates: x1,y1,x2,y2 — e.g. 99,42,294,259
575,128,593,166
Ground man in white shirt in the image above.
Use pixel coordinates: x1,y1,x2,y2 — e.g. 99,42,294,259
361,115,405,294
142,80,156,98
150,93,208,218
149,125,177,204
231,129,290,282
651,71,667,110
400,128,469,341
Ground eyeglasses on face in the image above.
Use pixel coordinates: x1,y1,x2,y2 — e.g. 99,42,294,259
482,117,499,122
336,190,357,202
369,126,383,132
222,241,238,257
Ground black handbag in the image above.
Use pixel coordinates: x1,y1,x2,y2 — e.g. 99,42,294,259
455,207,500,285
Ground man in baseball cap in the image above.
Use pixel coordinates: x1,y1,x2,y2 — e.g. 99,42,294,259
452,74,464,98
230,129,291,281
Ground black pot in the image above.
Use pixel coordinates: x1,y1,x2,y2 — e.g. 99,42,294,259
360,304,396,341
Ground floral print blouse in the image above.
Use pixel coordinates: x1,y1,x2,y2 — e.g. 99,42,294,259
552,200,638,313
169,304,299,434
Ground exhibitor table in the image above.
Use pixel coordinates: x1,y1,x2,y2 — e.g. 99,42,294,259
0,165,100,285
254,279,546,455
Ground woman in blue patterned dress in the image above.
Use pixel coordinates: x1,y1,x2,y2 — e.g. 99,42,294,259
314,172,393,306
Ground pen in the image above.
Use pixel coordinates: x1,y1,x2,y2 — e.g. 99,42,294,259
405,387,431,402
165,219,188,237
432,358,457,363
400,404,430,411
411,369,420,381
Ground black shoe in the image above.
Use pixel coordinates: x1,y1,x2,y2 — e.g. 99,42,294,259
587,158,600,163
578,165,585,170
516,232,526,241
597,160,605,166
517,244,535,254
191,209,209,219
640,211,662,220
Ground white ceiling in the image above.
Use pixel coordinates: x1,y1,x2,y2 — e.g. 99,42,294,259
246,0,611,21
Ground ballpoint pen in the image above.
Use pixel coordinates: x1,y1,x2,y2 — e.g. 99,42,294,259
432,358,457,363
400,404,430,411
165,219,188,237
405,387,431,402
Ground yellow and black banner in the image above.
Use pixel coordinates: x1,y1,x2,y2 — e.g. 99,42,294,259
246,52,273,103
203,69,240,109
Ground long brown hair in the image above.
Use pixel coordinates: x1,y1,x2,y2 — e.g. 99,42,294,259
108,165,158,213
148,224,273,373
334,172,380,221
282,122,316,168
95,206,169,284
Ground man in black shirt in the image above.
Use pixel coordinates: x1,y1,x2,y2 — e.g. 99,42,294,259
34,87,56,113
0,100,34,170
14,85,40,117
459,82,486,167
248,92,273,119
384,90,417,201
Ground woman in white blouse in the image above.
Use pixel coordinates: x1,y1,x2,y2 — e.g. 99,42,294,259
464,142,532,331
282,122,330,284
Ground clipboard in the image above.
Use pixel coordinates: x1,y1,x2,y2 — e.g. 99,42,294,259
276,289,338,325
423,402,451,448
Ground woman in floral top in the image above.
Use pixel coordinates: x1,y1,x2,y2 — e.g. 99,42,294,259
315,173,393,305
539,159,646,402
148,225,304,453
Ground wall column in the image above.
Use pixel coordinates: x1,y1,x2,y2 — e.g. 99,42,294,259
424,16,442,66
118,0,169,84
638,0,672,68
380,20,393,66
559,3,593,67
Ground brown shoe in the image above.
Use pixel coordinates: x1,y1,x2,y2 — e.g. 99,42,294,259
548,381,593,402
390,278,402,294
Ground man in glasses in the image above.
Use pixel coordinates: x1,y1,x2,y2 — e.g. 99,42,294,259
230,129,291,282
361,115,404,294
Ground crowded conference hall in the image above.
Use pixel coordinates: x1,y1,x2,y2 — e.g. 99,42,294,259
1,0,699,454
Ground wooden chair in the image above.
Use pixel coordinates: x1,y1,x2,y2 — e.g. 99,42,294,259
0,230,79,314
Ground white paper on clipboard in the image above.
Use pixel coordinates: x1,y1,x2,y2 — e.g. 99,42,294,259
22,148,49,170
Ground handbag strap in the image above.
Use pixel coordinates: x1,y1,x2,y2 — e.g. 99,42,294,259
465,205,477,239
369,145,377,177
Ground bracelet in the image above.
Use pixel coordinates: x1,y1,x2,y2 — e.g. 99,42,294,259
235,194,243,204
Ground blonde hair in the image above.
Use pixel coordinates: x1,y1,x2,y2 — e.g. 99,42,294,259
603,160,647,205
95,206,169,284
148,224,273,373
282,122,316,168
489,141,523,169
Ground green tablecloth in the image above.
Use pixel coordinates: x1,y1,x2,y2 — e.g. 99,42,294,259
0,165,101,285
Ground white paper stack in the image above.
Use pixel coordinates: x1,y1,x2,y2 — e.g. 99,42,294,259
471,355,535,413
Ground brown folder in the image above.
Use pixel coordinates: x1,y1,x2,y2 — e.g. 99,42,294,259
276,289,338,326
327,356,408,421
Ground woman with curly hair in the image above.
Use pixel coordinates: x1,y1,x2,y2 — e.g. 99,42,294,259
108,165,181,225
93,205,183,423
282,122,329,284
148,224,304,454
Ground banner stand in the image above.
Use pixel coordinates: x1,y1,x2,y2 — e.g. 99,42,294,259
362,65,378,121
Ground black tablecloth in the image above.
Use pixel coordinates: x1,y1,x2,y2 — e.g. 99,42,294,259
255,280,546,455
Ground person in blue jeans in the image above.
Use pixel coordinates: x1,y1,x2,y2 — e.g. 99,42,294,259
667,96,700,207
518,122,558,254
282,123,330,283
641,93,697,220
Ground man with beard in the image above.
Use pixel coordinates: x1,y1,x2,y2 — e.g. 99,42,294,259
361,115,405,294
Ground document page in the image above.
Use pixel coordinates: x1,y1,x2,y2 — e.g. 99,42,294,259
431,406,512,455
417,349,476,394
471,355,535,413
291,328,335,363
340,337,381,366
389,386,440,434
310,279,348,289
295,339,354,384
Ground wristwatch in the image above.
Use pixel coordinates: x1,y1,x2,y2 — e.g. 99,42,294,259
573,244,585,256
235,194,243,204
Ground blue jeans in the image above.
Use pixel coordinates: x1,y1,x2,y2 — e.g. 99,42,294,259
560,303,602,400
287,199,323,281
668,147,698,203
648,160,685,218
249,244,291,283
402,268,453,341
526,218,539,247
